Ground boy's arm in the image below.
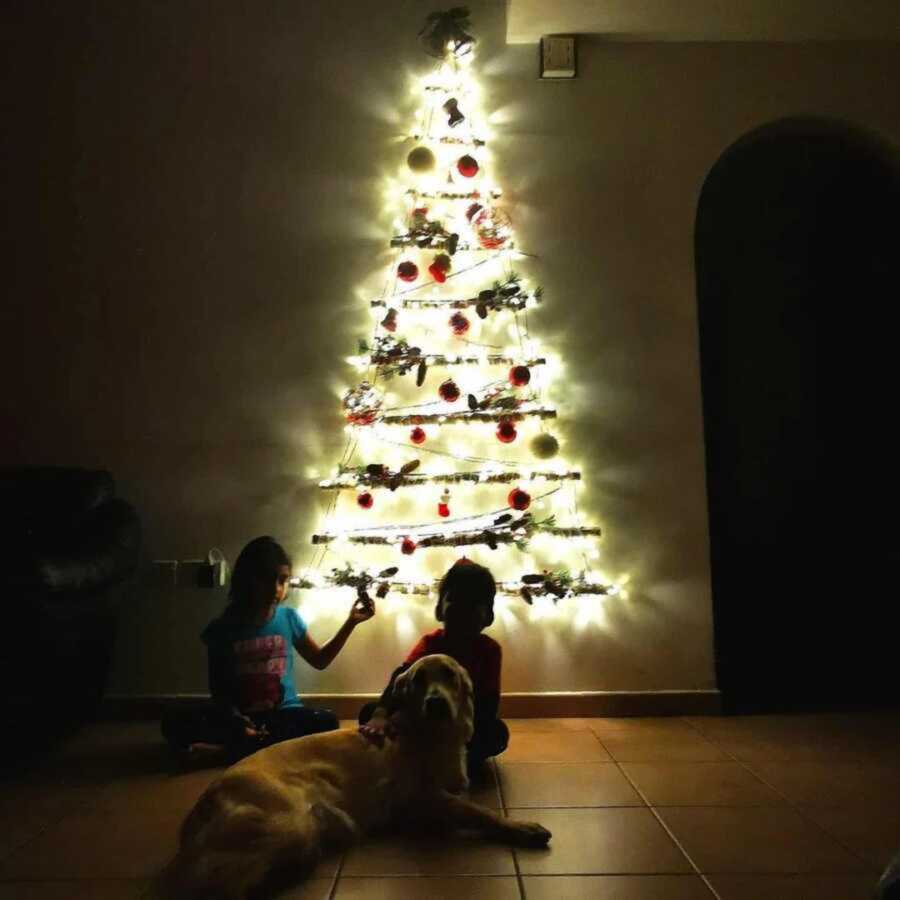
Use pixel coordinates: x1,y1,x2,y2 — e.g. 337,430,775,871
474,640,502,724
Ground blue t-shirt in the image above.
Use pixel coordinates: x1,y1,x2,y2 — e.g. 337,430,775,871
202,605,307,712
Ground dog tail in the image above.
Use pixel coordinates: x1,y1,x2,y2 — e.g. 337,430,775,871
160,800,324,900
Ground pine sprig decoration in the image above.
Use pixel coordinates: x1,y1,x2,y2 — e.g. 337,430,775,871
419,7,475,59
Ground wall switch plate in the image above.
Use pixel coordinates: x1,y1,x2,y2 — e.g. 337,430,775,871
540,35,577,79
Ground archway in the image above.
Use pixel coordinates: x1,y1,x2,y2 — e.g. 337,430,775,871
695,117,899,711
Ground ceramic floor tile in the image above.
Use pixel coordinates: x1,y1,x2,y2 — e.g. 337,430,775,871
505,719,594,733
0,808,181,880
0,779,98,861
588,719,703,741
39,722,170,784
699,738,852,763
703,734,899,764
803,804,900,869
334,875,521,899
341,834,516,877
96,767,224,818
0,882,150,900
502,731,611,763
707,873,878,900
686,714,900,763
521,875,715,899
599,736,729,763
499,762,643,808
274,877,337,899
513,808,692,875
745,760,900,806
3,718,894,900
657,806,870,874
619,762,787,806
466,762,503,809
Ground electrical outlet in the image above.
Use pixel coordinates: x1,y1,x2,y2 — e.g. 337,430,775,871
540,36,577,79
147,552,228,589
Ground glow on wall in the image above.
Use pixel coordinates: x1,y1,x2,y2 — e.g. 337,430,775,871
296,8,622,631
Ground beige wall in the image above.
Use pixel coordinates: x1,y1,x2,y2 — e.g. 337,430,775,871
3,1,898,699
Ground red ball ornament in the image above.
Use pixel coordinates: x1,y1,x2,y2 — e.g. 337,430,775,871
496,419,518,443
449,312,470,336
508,487,531,511
401,537,417,555
397,261,418,282
428,253,451,283
457,155,479,178
410,426,427,445
357,492,374,509
509,365,531,387
472,206,513,250
439,379,461,403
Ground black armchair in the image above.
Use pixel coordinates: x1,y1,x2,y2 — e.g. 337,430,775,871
0,467,141,748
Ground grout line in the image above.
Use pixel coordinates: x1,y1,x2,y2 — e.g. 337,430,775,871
326,852,345,900
680,716,877,870
493,758,527,900
614,759,723,900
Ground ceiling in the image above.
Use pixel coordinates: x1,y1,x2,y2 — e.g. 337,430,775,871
507,0,900,43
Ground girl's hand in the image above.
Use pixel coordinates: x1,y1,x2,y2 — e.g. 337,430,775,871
348,592,376,626
245,722,269,741
236,713,267,740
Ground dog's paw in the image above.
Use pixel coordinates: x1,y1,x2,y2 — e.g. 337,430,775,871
512,821,552,847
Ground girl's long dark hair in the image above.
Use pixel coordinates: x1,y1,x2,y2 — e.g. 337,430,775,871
226,536,292,617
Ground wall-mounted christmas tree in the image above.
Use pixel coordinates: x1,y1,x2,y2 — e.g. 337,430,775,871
298,8,618,627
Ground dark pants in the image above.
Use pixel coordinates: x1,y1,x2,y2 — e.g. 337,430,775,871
161,702,339,762
357,701,508,770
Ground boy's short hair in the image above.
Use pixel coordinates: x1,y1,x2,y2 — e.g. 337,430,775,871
435,558,496,627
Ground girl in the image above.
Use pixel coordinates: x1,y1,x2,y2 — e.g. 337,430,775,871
162,535,374,762
358,558,508,773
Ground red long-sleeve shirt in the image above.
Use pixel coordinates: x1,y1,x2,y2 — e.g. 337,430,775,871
403,628,502,696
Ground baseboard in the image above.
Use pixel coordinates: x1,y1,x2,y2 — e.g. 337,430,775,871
100,690,721,721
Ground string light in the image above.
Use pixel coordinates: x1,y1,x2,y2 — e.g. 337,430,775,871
305,31,620,617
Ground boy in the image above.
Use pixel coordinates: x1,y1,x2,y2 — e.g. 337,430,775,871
359,558,508,771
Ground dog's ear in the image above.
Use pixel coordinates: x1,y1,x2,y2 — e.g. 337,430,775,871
456,666,475,744
391,669,410,707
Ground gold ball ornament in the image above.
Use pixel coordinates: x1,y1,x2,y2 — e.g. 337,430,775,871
530,432,560,459
407,146,437,173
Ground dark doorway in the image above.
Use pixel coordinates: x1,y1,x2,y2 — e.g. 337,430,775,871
695,118,900,712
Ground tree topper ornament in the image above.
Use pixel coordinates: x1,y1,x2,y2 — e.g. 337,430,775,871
419,7,475,59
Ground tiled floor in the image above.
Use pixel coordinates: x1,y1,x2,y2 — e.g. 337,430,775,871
1,713,897,898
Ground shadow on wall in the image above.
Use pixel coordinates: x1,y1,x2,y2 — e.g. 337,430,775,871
695,117,900,713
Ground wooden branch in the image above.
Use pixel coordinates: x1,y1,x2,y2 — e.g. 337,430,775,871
378,406,557,425
318,469,581,490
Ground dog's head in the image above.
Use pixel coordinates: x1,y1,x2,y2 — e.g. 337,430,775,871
392,654,474,744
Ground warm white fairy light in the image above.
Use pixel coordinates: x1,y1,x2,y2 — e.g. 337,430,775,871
308,34,620,625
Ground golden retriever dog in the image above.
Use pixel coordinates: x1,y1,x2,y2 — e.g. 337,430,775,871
162,654,551,899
